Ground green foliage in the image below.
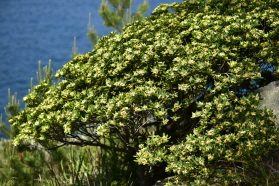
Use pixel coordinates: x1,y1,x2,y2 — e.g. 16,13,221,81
9,0,279,184
87,13,99,48
0,60,54,140
0,139,46,186
4,89,21,121
99,0,149,32
136,94,279,185
71,37,79,58
1,0,151,185
45,140,137,185
0,139,135,186
36,60,53,86
0,89,21,138
0,62,136,185
0,61,59,186
87,0,149,47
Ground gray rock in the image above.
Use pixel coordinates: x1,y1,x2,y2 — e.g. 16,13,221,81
254,81,279,126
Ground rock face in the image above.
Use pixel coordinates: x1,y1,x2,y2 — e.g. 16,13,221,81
254,81,279,126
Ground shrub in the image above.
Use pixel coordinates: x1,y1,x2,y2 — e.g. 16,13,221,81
11,0,279,184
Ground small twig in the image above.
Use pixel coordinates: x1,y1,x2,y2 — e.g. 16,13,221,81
266,163,279,174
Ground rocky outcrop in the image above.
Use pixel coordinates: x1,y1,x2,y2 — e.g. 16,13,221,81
254,81,279,126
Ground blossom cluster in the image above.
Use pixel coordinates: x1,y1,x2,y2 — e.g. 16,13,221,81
137,93,278,184
11,0,279,184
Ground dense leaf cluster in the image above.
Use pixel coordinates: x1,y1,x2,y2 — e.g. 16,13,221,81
11,0,279,184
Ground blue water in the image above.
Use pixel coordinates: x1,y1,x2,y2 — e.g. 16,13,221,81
0,0,183,138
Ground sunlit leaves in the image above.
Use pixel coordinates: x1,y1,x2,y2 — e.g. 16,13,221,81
11,0,279,184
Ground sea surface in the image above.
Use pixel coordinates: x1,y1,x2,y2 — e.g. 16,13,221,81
0,0,183,138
